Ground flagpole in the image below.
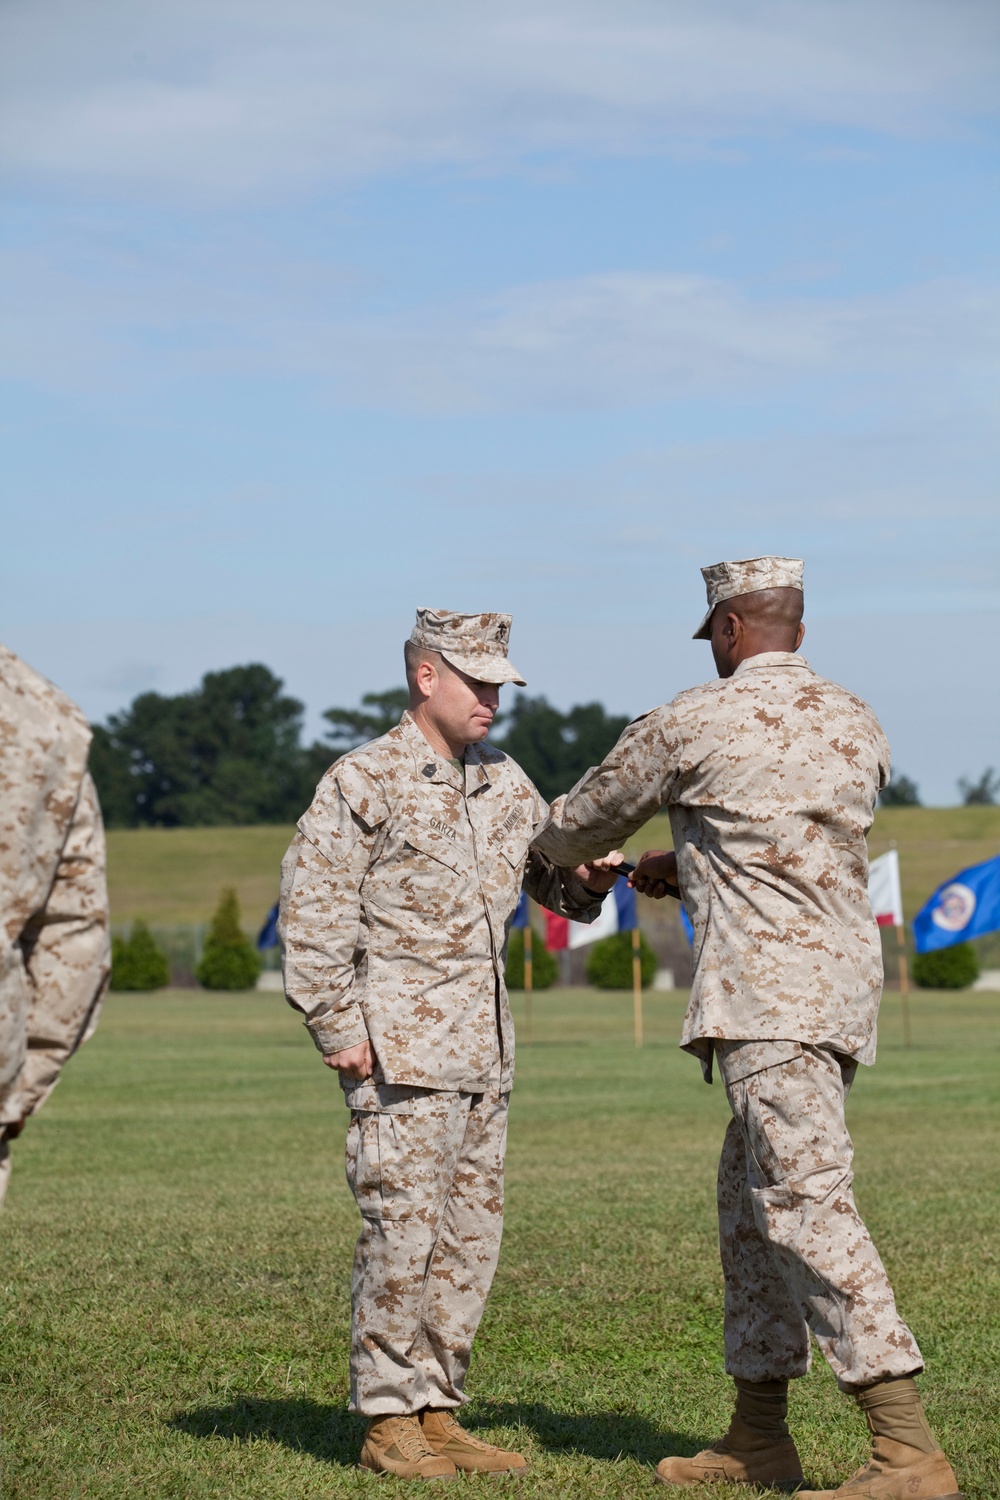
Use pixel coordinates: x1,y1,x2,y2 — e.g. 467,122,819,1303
632,921,643,1048
896,921,911,1049
886,841,911,1050
524,919,534,1044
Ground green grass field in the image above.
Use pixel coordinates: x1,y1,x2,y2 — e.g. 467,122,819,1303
3,990,998,1498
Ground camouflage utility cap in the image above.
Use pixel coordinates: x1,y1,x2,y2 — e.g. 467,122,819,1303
693,556,804,640
411,608,526,686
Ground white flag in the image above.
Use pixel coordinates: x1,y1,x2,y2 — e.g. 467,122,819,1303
568,894,619,948
869,849,904,928
567,881,636,948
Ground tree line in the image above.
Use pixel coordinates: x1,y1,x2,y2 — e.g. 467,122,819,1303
88,661,997,827
88,663,632,827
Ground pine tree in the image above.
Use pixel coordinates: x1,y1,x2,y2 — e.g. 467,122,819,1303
110,920,170,991
196,888,262,991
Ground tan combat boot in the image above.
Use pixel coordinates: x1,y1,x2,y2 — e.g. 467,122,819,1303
656,1378,805,1490
359,1413,457,1480
799,1377,962,1499
797,1437,962,1499
420,1408,530,1474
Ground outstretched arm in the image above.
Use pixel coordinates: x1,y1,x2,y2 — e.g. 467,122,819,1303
521,848,622,920
534,708,679,867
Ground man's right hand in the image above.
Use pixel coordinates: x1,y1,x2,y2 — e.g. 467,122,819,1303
323,1039,375,1081
631,849,679,900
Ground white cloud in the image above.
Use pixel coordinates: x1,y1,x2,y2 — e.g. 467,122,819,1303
2,1,997,200
323,272,999,413
5,230,996,417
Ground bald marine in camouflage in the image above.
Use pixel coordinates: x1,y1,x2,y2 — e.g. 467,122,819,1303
0,644,110,1206
280,609,619,1480
534,560,961,1500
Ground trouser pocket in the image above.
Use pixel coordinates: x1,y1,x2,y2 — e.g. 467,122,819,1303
346,1093,457,1222
346,1109,383,1219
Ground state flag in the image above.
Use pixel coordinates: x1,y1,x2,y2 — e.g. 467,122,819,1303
913,853,1000,953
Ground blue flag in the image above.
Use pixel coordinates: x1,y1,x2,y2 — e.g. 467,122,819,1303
511,890,529,929
613,878,636,931
257,901,280,950
912,854,1000,954
679,904,694,946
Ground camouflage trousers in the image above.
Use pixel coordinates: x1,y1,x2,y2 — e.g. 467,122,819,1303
715,1040,923,1391
345,1070,507,1416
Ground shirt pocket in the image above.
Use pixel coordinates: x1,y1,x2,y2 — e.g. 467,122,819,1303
497,831,531,875
404,814,466,871
487,821,531,886
363,817,466,921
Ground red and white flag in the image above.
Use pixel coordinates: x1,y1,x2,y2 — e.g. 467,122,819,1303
869,849,904,928
543,883,637,951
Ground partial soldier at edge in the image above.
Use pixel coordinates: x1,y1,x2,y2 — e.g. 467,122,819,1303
0,643,111,1206
534,559,961,1500
279,608,621,1481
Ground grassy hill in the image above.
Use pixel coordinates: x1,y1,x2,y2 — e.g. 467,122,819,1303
106,807,1000,932
107,824,293,927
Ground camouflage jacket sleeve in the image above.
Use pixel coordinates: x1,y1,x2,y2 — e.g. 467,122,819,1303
522,780,606,921
534,707,679,867
4,772,110,1124
279,760,388,1057
521,849,606,921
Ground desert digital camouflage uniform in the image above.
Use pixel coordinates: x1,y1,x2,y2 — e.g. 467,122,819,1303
281,627,603,1415
0,644,110,1205
535,564,922,1391
714,1040,919,1387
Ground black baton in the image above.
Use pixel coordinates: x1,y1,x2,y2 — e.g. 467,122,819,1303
614,860,681,902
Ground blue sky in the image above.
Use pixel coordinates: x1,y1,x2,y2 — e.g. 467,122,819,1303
2,0,997,804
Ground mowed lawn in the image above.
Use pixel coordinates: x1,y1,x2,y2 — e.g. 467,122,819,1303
2,991,998,1499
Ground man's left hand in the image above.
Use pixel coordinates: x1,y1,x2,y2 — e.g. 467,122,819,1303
575,851,625,894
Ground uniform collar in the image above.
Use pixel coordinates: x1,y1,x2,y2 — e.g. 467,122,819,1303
398,709,491,791
463,739,493,792
733,651,811,677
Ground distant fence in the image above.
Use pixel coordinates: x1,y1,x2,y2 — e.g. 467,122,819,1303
110,922,281,987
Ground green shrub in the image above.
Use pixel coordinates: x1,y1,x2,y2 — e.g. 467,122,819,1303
196,888,261,992
110,920,170,992
505,927,557,990
585,929,658,990
912,943,979,991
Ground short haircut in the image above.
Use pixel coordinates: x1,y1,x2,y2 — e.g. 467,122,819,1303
731,586,804,633
404,639,444,697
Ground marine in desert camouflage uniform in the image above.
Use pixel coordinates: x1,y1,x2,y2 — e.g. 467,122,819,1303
280,609,620,1480
0,644,110,1206
534,560,961,1499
